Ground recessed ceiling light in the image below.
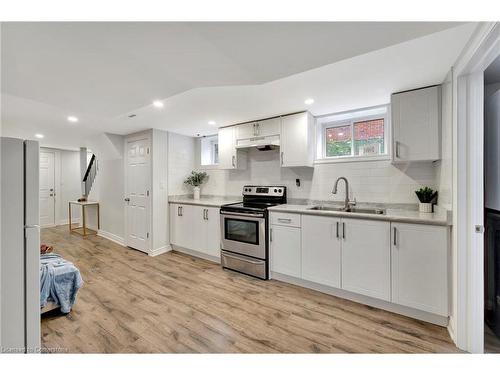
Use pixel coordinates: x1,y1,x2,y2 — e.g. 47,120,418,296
304,98,314,105
35,134,44,139
208,120,216,126
153,100,164,108
67,116,78,123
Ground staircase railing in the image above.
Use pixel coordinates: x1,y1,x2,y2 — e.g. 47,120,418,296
83,154,98,198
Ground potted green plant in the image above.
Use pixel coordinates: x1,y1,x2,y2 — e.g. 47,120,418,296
415,187,438,213
184,171,208,200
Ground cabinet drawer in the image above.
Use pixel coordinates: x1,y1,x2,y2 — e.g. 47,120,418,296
270,212,301,227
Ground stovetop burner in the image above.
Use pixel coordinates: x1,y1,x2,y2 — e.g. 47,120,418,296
220,185,287,213
221,201,281,212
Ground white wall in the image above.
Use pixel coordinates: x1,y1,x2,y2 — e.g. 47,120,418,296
87,133,125,240
168,132,196,196
59,150,81,223
436,71,453,210
196,146,437,204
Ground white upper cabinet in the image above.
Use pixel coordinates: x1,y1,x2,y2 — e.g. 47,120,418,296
301,215,341,288
255,117,281,137
235,122,257,140
392,85,441,162
235,118,281,140
391,223,448,316
218,126,247,170
280,112,315,167
341,218,391,301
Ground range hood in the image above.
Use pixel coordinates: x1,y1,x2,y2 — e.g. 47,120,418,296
235,135,280,150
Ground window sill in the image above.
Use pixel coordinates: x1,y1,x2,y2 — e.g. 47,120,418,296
314,155,391,165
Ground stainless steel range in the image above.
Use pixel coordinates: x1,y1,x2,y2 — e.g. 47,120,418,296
220,185,287,279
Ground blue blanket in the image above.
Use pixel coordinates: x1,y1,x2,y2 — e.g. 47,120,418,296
40,253,83,313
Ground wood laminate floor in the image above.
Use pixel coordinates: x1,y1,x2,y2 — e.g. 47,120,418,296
41,226,460,353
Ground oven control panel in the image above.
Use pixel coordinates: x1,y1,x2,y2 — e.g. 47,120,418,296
242,185,286,196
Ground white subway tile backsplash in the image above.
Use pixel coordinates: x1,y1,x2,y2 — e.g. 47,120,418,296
195,148,438,204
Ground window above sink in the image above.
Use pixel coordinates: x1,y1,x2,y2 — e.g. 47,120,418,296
316,104,390,164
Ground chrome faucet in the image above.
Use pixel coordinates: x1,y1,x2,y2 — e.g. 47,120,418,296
332,177,356,211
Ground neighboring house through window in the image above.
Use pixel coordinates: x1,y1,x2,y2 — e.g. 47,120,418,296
317,105,389,161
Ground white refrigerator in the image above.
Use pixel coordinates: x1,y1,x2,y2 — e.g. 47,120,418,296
0,137,40,353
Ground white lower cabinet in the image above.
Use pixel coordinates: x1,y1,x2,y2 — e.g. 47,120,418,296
391,223,448,315
341,218,391,301
170,203,196,250
169,203,220,259
270,224,301,278
270,212,449,322
199,206,221,258
301,215,341,288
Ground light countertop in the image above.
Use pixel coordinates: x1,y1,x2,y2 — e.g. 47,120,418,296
268,204,451,226
168,195,241,207
168,195,451,226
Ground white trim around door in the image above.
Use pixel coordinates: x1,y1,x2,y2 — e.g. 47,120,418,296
454,22,500,353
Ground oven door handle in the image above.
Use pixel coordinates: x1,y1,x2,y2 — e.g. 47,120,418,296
222,251,263,265
220,210,265,218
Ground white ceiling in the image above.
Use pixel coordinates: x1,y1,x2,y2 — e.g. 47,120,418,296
1,22,476,149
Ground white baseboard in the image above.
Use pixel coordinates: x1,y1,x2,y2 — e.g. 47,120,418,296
59,219,80,226
149,245,172,257
97,230,125,246
272,272,449,327
448,322,457,345
171,244,220,264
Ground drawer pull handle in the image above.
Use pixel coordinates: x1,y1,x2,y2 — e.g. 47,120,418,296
277,218,292,223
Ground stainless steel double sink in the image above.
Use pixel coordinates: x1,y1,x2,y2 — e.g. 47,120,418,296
308,206,386,215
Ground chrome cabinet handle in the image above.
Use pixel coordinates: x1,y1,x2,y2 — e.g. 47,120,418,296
270,228,273,242
277,218,291,223
256,123,260,135
280,152,284,166
395,141,400,158
336,222,339,239
178,206,183,216
393,227,397,246
342,222,346,239
253,123,256,136
232,155,235,168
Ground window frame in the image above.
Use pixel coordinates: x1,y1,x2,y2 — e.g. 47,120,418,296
199,134,219,169
316,105,390,164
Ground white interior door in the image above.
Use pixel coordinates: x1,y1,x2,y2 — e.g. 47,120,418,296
126,138,150,252
39,151,55,227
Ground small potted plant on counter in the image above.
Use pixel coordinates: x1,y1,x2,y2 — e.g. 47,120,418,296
184,171,208,200
415,187,438,213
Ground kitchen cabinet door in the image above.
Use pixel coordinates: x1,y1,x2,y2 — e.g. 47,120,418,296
280,112,314,167
170,204,197,250
391,223,448,315
341,218,391,301
270,225,301,278
301,215,341,288
218,126,247,170
235,122,257,140
392,85,441,162
255,117,281,137
201,206,221,258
